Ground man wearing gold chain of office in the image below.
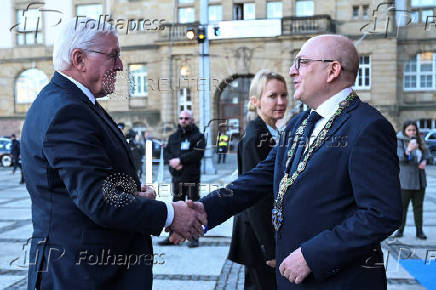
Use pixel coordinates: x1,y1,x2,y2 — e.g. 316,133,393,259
191,34,403,290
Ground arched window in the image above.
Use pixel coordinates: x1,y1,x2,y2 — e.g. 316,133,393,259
15,69,48,104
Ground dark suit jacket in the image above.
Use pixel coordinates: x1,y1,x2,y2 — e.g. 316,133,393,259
201,97,402,289
21,72,168,290
228,116,276,265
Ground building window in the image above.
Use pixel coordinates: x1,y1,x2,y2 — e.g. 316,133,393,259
404,52,436,90
178,7,195,23
15,69,48,104
411,10,419,23
178,88,192,113
233,4,243,20
352,6,359,19
16,9,43,46
209,5,222,22
244,3,255,20
418,119,436,129
362,5,369,19
233,3,255,20
411,0,436,7
76,4,103,20
352,4,370,19
421,9,434,22
129,64,148,97
178,0,194,3
296,0,314,16
354,56,371,89
267,2,283,19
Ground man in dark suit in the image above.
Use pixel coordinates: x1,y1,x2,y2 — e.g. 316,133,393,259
21,18,205,290
174,35,402,289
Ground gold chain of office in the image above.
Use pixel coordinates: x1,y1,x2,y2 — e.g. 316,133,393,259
272,92,358,231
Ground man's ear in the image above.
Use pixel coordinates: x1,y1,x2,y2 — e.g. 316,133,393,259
71,48,86,72
326,61,342,83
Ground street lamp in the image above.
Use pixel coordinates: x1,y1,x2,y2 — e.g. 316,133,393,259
198,0,215,174
186,28,195,40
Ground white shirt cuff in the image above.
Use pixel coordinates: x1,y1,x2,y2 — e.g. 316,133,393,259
164,202,174,228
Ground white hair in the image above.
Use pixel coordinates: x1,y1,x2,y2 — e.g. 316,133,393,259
53,17,118,71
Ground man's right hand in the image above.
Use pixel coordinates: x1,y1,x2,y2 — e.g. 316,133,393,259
168,201,207,240
169,158,181,169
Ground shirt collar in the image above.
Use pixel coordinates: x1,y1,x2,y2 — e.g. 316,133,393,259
266,123,279,141
58,71,96,105
313,87,352,119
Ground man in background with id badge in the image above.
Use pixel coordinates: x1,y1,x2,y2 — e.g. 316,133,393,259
160,110,206,247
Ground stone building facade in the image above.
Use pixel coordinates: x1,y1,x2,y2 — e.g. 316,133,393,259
0,0,436,143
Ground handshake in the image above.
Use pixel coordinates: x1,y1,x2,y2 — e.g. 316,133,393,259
137,185,207,243
168,200,207,244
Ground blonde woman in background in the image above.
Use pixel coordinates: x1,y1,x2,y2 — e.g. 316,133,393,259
228,70,288,289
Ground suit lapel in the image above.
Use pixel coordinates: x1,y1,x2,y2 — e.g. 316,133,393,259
92,101,137,169
52,72,137,169
313,96,361,153
255,116,275,146
280,111,310,169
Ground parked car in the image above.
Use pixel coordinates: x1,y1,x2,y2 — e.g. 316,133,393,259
0,137,12,167
419,128,431,139
425,129,436,156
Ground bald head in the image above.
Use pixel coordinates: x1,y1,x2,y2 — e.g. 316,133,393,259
303,35,359,84
180,110,193,118
289,34,360,109
179,110,194,129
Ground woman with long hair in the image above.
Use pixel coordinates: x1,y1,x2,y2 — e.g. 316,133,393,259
394,121,432,239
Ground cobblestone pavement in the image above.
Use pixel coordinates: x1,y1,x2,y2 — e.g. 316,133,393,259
0,154,435,289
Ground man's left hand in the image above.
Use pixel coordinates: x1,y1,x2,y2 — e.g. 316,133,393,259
279,247,311,284
136,185,156,199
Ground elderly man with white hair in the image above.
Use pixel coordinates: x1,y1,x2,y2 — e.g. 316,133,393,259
20,18,206,290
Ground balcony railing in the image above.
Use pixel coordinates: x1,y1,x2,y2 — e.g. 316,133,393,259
282,15,335,35
158,22,199,42
158,15,335,42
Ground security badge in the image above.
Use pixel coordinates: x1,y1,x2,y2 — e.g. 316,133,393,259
181,139,190,151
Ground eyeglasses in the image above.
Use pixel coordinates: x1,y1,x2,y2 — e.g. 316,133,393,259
84,49,121,66
293,57,335,71
179,117,191,120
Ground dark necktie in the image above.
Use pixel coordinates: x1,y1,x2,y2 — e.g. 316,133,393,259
289,111,322,175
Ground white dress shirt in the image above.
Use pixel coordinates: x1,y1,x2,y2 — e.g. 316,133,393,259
58,71,96,104
308,87,353,147
266,123,280,143
57,71,174,228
